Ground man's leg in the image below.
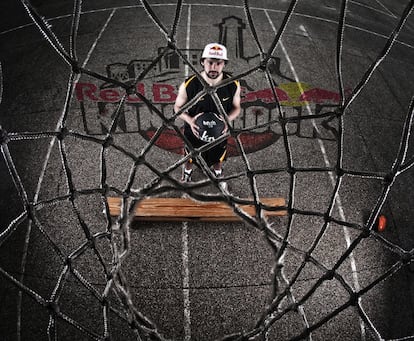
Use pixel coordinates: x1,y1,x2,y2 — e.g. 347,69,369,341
210,142,228,190
181,126,200,183
181,146,193,182
181,160,193,182
212,162,223,176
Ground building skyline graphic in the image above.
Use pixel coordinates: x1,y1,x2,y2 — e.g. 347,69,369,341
105,16,249,83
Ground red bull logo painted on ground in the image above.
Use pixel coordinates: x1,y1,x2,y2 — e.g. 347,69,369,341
75,15,346,157
76,80,342,157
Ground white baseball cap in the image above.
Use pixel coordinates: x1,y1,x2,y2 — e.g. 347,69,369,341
201,43,228,61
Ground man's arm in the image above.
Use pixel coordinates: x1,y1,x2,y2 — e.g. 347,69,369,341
220,83,241,134
228,84,241,122
174,82,200,137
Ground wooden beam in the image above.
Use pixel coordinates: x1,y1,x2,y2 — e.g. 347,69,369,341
107,197,286,222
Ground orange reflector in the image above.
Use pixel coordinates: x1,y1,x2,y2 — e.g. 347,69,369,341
377,215,387,232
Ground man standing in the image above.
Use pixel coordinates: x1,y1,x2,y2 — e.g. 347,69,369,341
174,43,241,183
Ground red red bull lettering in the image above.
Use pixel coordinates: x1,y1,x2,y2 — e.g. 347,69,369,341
75,82,175,103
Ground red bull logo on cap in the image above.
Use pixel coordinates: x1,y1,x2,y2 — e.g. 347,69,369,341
209,46,224,58
202,43,228,60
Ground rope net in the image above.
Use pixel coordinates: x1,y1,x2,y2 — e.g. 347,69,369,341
1,0,414,340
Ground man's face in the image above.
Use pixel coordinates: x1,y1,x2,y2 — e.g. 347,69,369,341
202,58,226,79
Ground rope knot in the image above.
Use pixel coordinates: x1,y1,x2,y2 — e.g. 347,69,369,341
0,128,10,145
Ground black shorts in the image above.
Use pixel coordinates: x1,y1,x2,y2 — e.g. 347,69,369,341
184,124,227,167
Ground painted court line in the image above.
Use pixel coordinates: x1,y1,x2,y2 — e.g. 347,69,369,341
2,3,412,50
182,222,191,341
15,9,116,341
181,5,192,341
374,0,397,18
350,0,396,18
265,10,366,339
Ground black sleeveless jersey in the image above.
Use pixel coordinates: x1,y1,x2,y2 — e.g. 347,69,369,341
184,72,239,117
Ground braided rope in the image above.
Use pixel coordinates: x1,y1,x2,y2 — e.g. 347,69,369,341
1,1,413,340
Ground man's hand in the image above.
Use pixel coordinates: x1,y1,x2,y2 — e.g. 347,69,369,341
219,114,228,135
188,112,203,138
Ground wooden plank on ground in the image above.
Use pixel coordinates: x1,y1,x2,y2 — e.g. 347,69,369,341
107,197,286,222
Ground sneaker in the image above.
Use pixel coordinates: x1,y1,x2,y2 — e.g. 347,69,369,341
214,169,228,192
181,168,193,182
219,181,228,192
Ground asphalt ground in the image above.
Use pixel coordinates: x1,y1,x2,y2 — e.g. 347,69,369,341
0,1,414,340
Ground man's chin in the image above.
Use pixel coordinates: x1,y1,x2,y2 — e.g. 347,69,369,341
207,72,219,79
